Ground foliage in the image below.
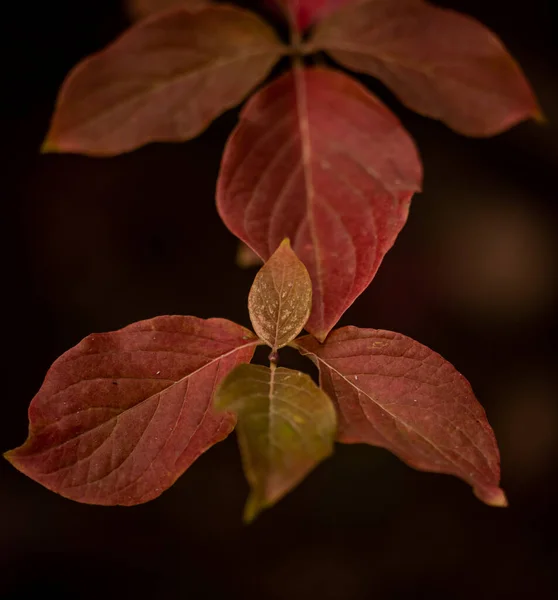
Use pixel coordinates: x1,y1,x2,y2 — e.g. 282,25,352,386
6,0,539,519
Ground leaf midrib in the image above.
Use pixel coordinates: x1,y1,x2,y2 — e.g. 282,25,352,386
324,41,517,101
25,339,260,458
307,351,491,480
293,65,326,330
67,45,283,137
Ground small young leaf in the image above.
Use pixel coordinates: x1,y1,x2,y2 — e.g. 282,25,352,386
5,317,258,505
217,66,422,341
311,0,540,136
296,327,507,507
248,239,312,350
214,364,337,521
126,0,210,21
43,5,284,155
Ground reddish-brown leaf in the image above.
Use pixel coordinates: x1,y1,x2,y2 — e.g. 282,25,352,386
296,327,507,506
43,5,284,155
311,0,540,136
272,0,356,31
5,317,258,505
217,66,422,341
126,0,210,21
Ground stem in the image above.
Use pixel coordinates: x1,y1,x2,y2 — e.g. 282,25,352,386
284,5,314,57
290,21,301,49
288,4,304,59
284,43,313,56
268,349,279,366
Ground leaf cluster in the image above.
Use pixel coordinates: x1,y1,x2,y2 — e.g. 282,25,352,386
6,241,506,520
6,0,539,519
42,0,539,338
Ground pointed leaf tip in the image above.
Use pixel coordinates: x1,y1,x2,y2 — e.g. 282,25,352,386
475,485,508,508
215,364,337,521
243,491,268,524
248,239,312,350
534,110,548,125
40,138,58,154
243,496,258,524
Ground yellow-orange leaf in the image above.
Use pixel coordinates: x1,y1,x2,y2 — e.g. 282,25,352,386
248,239,312,350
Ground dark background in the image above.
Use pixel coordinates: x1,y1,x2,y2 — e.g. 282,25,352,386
2,1,557,598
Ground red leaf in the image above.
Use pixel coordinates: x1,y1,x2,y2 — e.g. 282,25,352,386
5,317,258,505
43,5,284,156
217,66,422,341
271,0,356,31
296,327,507,506
311,0,541,136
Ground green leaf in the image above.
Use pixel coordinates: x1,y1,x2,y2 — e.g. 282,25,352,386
248,239,312,350
214,364,337,522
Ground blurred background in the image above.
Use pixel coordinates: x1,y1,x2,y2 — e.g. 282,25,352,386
1,1,557,598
